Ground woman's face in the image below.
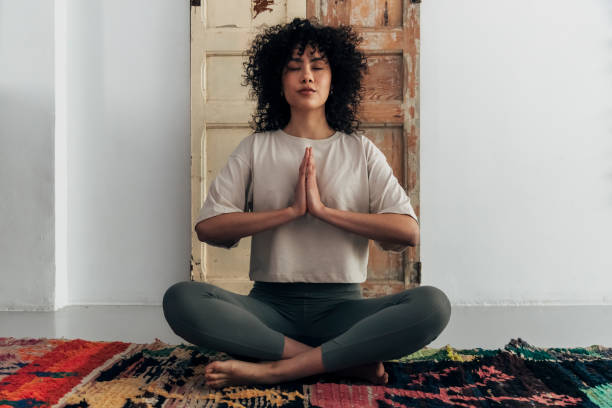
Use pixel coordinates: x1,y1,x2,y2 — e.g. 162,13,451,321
281,44,332,112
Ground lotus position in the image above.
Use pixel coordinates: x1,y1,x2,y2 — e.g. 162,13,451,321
163,17,451,389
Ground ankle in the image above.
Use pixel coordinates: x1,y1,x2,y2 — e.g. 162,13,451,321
281,336,313,359
266,359,286,383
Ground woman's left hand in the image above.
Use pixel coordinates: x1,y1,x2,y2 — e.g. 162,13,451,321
305,147,326,218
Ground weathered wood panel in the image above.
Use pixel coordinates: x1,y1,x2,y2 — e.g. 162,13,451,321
308,0,421,297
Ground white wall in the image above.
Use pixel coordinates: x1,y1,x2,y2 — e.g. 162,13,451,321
64,0,190,306
0,0,189,311
0,1,55,310
420,0,612,304
1,0,610,310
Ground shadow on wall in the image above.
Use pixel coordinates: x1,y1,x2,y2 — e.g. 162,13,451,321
0,89,55,311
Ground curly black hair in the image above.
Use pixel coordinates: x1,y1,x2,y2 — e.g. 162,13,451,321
241,17,368,135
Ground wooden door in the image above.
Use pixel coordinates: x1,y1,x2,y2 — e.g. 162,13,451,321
190,0,420,296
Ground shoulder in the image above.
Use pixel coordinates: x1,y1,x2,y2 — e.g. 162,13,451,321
246,129,283,147
233,130,272,155
228,132,259,167
347,131,385,163
345,131,375,151
238,131,259,147
335,130,366,150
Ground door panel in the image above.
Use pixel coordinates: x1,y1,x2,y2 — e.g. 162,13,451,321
190,1,306,294
308,0,421,296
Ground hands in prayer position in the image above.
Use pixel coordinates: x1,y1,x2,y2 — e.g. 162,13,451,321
197,144,418,248
290,147,325,218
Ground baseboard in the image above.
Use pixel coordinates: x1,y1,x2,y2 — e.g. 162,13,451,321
3,300,612,312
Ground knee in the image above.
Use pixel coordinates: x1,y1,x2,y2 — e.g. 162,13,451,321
162,281,219,320
162,281,192,319
419,285,452,330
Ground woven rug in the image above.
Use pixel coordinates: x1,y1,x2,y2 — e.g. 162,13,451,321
1,337,611,407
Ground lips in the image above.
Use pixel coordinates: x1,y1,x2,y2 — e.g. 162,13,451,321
298,89,315,94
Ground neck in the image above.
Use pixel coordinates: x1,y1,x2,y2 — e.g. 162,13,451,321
282,108,335,140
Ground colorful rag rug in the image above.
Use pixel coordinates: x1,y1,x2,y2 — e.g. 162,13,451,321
1,337,611,407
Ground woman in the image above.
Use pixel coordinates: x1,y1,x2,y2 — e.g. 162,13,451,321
163,17,451,388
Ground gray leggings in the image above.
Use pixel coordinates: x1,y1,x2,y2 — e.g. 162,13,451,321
162,281,451,372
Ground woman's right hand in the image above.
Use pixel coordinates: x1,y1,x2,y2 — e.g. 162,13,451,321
289,147,309,218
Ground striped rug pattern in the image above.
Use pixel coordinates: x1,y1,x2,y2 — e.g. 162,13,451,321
1,337,611,407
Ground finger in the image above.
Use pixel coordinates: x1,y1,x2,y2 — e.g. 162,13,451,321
299,157,305,172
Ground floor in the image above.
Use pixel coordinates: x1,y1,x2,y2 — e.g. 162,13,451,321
1,305,611,350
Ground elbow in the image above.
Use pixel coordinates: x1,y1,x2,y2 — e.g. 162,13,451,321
399,234,417,248
379,216,419,250
408,221,421,247
410,233,419,247
410,222,420,246
195,220,236,248
195,221,211,243
401,215,419,247
400,217,419,247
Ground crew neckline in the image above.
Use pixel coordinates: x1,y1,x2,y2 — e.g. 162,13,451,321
277,128,341,143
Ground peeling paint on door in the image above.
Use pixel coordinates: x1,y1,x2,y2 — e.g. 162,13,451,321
253,0,275,18
310,0,422,296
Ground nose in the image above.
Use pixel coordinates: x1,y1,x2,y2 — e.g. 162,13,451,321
301,66,314,83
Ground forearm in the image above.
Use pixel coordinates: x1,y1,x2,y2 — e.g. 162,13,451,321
319,207,419,246
195,207,299,244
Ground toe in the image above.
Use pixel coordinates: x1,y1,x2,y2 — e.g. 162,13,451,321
205,372,222,381
209,379,228,389
208,360,231,373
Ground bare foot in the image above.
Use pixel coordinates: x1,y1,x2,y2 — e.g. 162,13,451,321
203,359,388,388
334,361,389,385
203,359,278,389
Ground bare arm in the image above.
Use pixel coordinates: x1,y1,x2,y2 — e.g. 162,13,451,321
195,147,310,247
195,207,301,246
304,147,419,248
318,208,420,247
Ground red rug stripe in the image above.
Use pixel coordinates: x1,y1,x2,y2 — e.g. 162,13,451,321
0,339,129,405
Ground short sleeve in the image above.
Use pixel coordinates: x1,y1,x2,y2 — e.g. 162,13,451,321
194,134,253,249
363,136,419,253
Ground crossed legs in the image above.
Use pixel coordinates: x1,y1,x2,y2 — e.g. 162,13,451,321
203,336,389,388
162,281,451,388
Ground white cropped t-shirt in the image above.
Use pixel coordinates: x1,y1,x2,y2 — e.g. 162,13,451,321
195,129,419,283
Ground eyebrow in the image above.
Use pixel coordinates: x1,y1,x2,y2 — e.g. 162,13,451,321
289,57,327,63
